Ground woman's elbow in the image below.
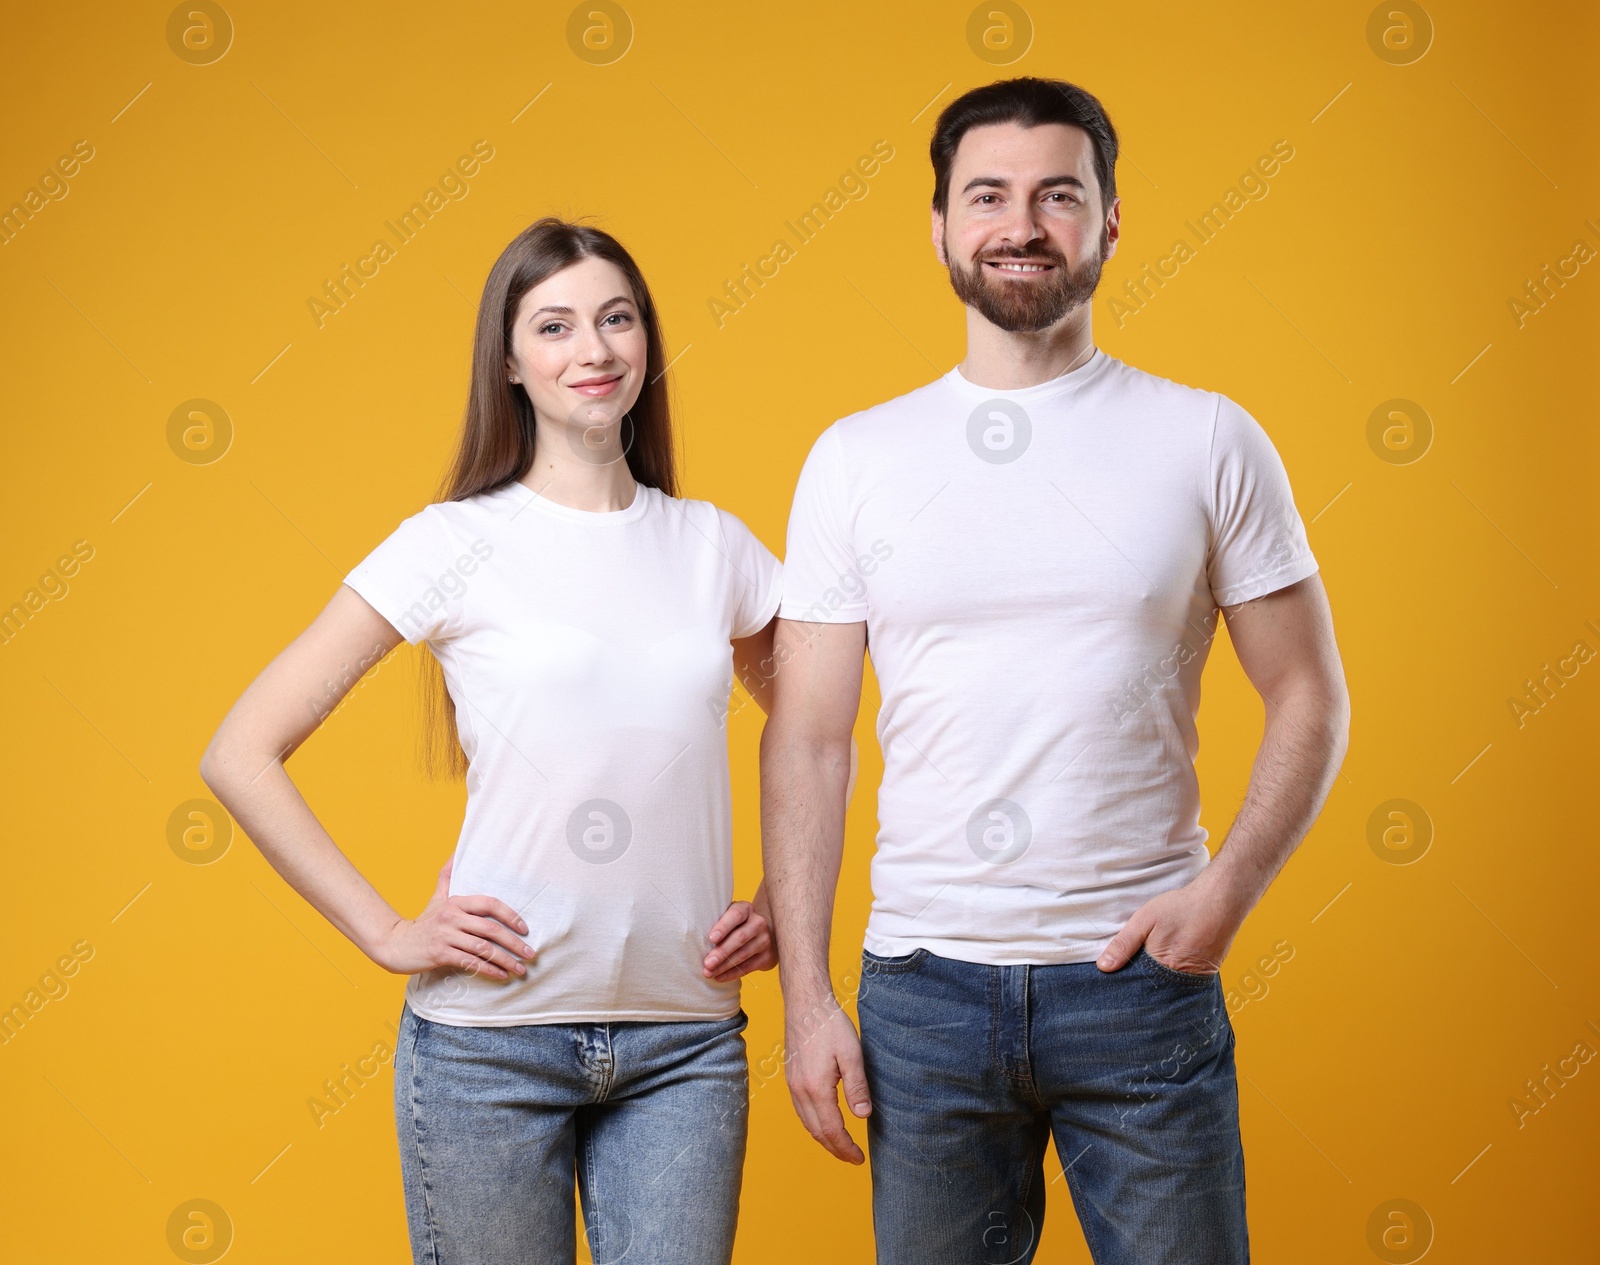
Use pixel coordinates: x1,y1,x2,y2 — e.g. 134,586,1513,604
198,732,229,796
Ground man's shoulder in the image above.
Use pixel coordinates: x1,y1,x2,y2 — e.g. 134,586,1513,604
1094,354,1223,418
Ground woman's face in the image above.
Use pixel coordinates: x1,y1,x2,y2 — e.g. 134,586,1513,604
505,256,648,433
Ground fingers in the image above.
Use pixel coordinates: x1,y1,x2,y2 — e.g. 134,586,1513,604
433,896,536,981
1097,908,1155,972
707,901,751,945
704,914,765,976
792,1072,866,1164
707,928,773,982
453,894,529,937
458,912,536,963
709,954,771,984
787,1016,869,1164
837,1041,873,1120
445,927,524,980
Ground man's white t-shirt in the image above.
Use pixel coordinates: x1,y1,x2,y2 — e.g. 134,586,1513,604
344,480,781,1025
779,349,1319,965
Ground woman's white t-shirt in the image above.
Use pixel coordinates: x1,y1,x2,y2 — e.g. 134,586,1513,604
343,480,781,1026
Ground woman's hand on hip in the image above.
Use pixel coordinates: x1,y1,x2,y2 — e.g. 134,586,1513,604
703,899,777,982
372,857,536,981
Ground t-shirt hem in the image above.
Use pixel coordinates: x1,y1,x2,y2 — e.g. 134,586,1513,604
1212,554,1320,607
342,573,428,646
735,566,784,640
405,1001,743,1027
776,599,868,623
861,930,1113,967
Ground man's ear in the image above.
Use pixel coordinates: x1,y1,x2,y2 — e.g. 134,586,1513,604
930,205,948,266
1103,195,1121,262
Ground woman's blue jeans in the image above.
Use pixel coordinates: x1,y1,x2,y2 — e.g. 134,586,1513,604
856,945,1249,1264
394,999,749,1264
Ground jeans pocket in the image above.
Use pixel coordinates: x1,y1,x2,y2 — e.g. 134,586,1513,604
1138,945,1219,985
861,946,930,975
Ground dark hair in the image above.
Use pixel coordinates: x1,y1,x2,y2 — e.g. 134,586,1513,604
420,216,679,778
930,77,1119,216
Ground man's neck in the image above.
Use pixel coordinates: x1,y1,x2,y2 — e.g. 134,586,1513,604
956,305,1098,391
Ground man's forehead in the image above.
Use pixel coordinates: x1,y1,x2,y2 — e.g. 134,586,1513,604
951,121,1095,175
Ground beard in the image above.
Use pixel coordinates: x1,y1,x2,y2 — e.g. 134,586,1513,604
944,225,1108,333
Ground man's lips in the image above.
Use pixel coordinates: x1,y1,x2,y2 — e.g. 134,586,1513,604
983,259,1057,274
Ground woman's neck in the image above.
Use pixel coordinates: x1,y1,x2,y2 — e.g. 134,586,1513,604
517,447,638,512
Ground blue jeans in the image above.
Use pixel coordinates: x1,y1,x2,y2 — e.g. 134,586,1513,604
857,946,1248,1264
394,1000,749,1264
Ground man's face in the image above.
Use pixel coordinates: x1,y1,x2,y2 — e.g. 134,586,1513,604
932,121,1120,333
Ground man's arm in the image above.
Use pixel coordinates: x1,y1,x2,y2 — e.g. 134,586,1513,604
760,616,872,1163
1097,573,1351,973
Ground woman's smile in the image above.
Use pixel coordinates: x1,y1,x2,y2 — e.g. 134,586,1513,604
568,373,624,397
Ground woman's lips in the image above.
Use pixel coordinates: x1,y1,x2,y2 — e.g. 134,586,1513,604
570,376,623,397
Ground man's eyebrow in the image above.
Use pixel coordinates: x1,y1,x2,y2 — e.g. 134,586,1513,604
960,174,1087,195
525,294,635,319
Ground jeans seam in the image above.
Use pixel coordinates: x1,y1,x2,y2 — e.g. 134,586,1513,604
860,947,928,975
988,965,1004,1077
405,1007,443,1265
581,1122,600,1258
598,1023,615,1099
1015,965,1043,1107
1010,1130,1046,1264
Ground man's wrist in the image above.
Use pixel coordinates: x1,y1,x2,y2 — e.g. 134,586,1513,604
1196,851,1269,914
778,964,840,1014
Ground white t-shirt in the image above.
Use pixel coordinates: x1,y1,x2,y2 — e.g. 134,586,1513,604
344,480,781,1025
779,349,1319,965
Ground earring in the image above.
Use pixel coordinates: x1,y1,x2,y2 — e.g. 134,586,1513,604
508,376,518,384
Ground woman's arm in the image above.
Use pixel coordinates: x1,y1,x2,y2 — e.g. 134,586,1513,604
199,584,536,981
709,615,856,981
702,617,785,981
732,616,778,716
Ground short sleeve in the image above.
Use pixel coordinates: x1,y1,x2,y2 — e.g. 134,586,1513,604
777,424,868,622
1206,395,1320,606
343,506,462,645
714,508,782,639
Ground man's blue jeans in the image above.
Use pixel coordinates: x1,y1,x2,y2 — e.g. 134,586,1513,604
393,1000,749,1264
857,945,1249,1264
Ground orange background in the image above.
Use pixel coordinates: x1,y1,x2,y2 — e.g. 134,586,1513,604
1,1,1596,1261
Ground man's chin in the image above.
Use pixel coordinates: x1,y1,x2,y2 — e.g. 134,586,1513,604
974,290,1085,333
947,259,1101,332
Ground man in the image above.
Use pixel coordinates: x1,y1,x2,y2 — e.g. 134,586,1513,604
760,77,1350,1264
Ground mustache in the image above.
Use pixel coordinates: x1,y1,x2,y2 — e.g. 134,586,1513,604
975,247,1068,265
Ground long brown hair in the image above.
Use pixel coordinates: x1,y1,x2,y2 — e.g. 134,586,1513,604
418,216,680,779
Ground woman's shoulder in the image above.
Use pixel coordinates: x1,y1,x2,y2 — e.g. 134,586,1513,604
417,482,528,526
359,485,522,559
651,487,749,537
659,492,780,573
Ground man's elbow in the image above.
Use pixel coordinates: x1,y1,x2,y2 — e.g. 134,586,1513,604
760,709,852,771
1310,674,1351,763
1269,671,1349,757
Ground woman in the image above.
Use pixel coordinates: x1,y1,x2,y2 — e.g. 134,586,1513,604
200,217,788,1264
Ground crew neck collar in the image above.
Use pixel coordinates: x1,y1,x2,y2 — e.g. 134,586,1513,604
943,346,1111,403
498,479,654,525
